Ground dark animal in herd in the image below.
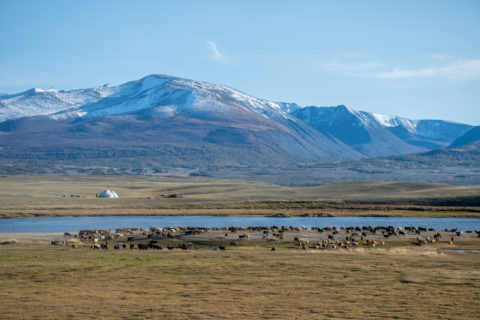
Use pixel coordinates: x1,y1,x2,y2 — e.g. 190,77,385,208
55,224,476,252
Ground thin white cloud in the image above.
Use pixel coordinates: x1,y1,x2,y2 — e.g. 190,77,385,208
320,59,480,80
206,40,225,63
373,60,480,80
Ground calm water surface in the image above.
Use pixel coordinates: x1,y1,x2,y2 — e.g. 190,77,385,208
1,216,479,233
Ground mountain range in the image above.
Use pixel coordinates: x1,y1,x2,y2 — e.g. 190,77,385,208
292,105,473,157
0,74,478,169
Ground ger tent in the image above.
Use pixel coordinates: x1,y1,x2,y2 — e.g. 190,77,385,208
98,189,118,198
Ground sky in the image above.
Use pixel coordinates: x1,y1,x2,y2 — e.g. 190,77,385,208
0,0,479,124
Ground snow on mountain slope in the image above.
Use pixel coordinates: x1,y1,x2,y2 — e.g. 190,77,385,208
2,74,470,143
278,102,301,114
372,113,417,132
0,74,472,162
51,75,292,123
0,75,364,164
0,85,122,122
414,120,472,141
292,105,473,157
372,113,471,141
292,105,423,156
0,74,296,126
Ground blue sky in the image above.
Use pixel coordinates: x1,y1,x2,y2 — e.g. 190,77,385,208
1,0,479,124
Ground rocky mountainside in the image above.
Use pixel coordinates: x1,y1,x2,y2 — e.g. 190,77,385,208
292,105,472,157
449,126,480,149
0,74,474,169
0,75,360,167
0,85,121,122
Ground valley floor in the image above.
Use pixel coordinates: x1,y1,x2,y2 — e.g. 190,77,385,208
0,233,479,319
1,176,478,318
0,176,479,218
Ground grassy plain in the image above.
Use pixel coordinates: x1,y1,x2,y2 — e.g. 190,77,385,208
0,240,479,319
0,176,479,218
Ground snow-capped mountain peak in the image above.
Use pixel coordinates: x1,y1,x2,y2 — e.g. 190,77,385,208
292,104,473,157
0,74,473,162
33,88,58,94
47,74,292,122
0,74,364,165
0,83,125,122
372,113,418,132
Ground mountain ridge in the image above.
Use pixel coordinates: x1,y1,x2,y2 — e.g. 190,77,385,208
0,74,475,168
0,75,362,166
449,126,480,148
292,105,472,157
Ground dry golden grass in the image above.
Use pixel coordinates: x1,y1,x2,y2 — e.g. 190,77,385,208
0,242,479,319
0,176,479,218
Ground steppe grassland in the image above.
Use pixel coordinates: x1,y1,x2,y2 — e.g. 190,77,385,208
0,242,479,320
1,175,479,319
0,176,479,218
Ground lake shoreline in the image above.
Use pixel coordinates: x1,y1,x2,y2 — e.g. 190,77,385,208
2,215,480,234
2,208,480,220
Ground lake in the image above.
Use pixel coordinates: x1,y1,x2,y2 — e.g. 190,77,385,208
1,216,479,233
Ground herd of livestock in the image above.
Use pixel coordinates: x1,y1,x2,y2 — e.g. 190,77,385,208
50,224,480,251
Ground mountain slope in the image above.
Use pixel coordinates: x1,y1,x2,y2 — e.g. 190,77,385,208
293,105,472,157
0,74,474,169
0,75,361,167
449,126,480,148
0,85,121,122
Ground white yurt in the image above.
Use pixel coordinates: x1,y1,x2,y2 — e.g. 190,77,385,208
98,189,119,198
